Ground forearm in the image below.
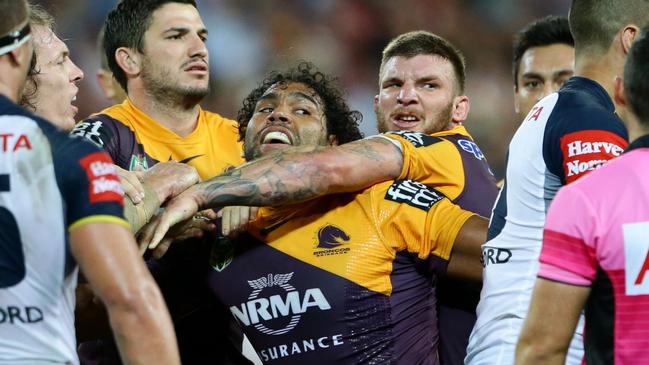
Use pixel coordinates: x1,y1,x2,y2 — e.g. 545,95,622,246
123,183,161,233
515,339,567,365
107,280,180,365
195,139,403,209
447,215,487,282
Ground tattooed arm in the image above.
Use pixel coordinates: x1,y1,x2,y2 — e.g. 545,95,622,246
140,137,403,248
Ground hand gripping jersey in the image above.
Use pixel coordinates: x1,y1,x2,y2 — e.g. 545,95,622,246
208,181,474,364
71,99,244,365
70,99,244,179
539,134,649,365
380,126,498,365
466,77,628,365
0,95,127,364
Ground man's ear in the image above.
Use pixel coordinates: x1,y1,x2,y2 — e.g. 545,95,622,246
451,95,470,124
614,76,626,107
115,47,141,77
8,41,32,68
96,69,117,100
621,25,640,55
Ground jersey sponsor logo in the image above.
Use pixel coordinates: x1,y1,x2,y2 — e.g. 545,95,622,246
623,222,649,295
458,139,485,160
71,120,105,147
385,180,444,211
257,334,344,362
560,130,627,183
231,272,332,335
0,305,43,324
79,152,124,205
0,133,32,153
129,154,149,171
314,225,350,257
527,106,544,122
481,246,512,267
385,130,439,148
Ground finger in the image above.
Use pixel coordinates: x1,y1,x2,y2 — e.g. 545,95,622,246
133,170,145,181
152,238,173,259
121,178,142,204
148,218,169,250
221,207,232,236
234,206,250,233
202,209,218,220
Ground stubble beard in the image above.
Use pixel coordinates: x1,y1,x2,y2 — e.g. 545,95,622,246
141,60,210,108
375,102,454,135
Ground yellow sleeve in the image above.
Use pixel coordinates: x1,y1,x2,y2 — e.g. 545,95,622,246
68,215,131,232
375,180,474,261
382,132,465,200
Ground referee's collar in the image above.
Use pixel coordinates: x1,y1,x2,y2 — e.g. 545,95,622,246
625,133,649,153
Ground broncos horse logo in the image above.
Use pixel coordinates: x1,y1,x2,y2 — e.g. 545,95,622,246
317,225,350,249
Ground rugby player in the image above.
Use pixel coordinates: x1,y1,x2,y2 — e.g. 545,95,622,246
149,61,489,364
466,1,649,364
0,0,180,363
516,26,649,365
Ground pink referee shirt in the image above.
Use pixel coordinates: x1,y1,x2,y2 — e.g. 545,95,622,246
539,135,649,364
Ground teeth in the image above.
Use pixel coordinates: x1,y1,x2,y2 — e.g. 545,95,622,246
72,96,77,102
399,116,417,121
263,131,291,144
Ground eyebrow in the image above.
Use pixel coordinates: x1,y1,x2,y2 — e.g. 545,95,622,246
258,91,320,107
163,27,208,36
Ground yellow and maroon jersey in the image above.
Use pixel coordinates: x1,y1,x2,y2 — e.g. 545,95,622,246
71,99,244,179
381,126,497,217
208,180,475,364
380,126,498,365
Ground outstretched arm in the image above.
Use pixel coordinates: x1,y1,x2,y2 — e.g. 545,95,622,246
71,222,180,365
140,137,403,248
447,215,488,282
515,278,589,365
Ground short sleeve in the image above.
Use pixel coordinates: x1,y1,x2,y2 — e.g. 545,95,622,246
544,108,628,185
380,131,465,200
538,186,599,286
378,180,474,261
53,137,128,231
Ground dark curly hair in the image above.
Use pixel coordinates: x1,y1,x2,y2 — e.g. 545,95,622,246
237,62,364,148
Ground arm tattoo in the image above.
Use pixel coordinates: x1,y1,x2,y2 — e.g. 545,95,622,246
196,138,403,208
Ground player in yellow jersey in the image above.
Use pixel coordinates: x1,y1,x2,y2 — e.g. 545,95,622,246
70,1,248,364
147,31,497,365
143,62,487,364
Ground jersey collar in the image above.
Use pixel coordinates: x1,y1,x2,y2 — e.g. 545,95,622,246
625,133,649,153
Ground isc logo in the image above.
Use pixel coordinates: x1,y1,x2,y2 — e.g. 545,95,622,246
623,222,649,296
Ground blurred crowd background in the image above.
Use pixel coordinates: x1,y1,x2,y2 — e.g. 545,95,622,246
34,0,570,178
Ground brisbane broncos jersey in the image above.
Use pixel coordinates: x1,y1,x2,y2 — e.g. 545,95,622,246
208,180,475,364
70,99,244,179
379,126,498,365
0,95,126,364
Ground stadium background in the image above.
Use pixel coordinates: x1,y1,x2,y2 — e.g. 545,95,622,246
34,0,570,178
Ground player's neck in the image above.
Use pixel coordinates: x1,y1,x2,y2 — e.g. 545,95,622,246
128,90,200,138
574,54,620,102
0,78,20,103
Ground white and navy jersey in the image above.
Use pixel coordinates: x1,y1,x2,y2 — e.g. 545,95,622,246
465,77,628,365
0,95,127,365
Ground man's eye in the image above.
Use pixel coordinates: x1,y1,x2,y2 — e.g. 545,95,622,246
525,81,542,89
168,34,183,40
258,107,273,113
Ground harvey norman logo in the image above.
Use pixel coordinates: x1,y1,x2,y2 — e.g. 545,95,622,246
566,140,623,158
230,272,331,335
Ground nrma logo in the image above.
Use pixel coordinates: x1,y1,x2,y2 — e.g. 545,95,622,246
230,272,331,335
